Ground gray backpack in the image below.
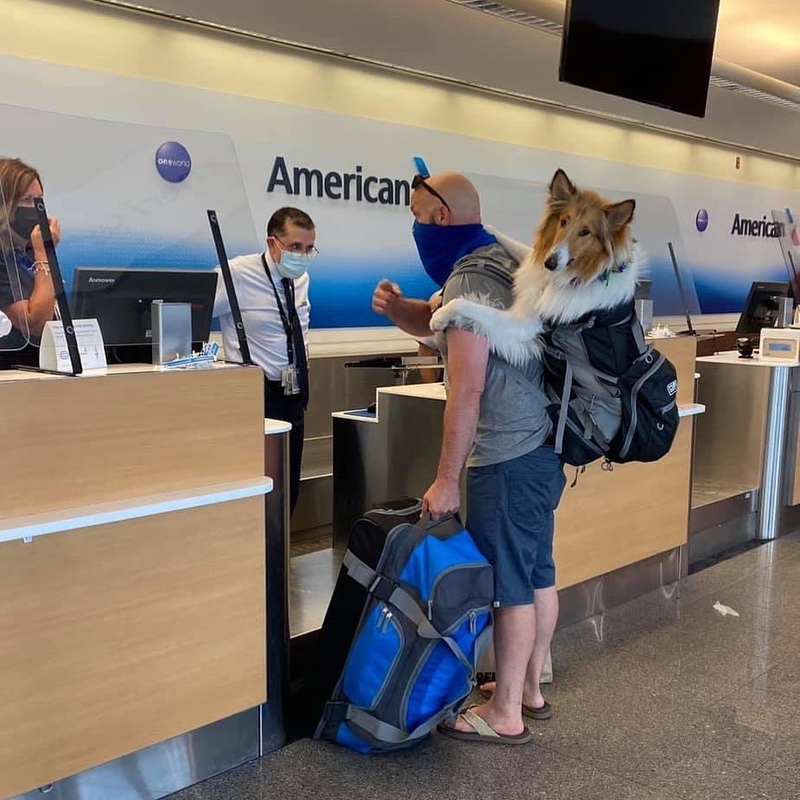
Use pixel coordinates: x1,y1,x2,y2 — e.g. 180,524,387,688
542,302,680,467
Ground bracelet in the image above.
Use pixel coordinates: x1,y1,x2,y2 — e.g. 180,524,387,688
33,260,50,275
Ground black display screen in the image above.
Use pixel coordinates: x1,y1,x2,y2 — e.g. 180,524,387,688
736,281,794,335
559,0,721,118
71,268,217,348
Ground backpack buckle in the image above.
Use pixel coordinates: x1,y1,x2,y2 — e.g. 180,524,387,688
324,701,351,724
369,574,397,603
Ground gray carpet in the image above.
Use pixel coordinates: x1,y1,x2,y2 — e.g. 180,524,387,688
171,531,800,800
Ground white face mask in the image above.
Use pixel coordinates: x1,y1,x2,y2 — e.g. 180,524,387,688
274,250,310,280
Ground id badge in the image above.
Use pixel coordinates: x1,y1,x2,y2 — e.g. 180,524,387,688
281,366,300,396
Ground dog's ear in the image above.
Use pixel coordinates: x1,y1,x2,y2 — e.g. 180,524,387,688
549,169,576,203
605,199,636,231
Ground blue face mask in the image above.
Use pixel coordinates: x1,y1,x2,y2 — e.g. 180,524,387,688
412,221,497,287
275,250,310,280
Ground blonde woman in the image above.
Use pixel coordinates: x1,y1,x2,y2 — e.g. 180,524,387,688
0,157,61,367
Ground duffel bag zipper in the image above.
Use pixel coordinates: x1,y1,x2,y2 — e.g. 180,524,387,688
427,563,492,622
377,604,395,634
365,609,404,711
443,605,492,636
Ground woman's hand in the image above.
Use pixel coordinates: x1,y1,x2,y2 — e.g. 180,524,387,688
30,216,61,257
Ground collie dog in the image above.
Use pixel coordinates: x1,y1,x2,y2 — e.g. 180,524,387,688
430,169,643,364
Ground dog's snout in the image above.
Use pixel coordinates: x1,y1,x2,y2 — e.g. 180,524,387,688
544,253,559,271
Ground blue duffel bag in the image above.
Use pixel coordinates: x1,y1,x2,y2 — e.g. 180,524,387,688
315,512,494,753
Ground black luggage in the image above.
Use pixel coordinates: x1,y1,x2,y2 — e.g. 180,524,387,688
292,498,423,736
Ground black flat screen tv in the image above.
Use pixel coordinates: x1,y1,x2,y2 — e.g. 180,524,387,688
559,0,721,118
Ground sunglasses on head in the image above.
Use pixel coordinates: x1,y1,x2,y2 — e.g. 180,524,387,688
412,174,451,212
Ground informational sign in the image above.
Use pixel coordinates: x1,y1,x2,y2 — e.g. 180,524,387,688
39,319,107,372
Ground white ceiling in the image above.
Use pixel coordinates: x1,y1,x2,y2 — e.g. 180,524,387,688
706,0,800,87
87,0,800,159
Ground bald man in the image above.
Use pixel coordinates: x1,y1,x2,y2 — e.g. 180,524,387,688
372,172,566,746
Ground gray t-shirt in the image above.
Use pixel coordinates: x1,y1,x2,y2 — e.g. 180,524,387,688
434,242,552,468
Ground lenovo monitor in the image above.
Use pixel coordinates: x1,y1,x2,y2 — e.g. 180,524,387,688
71,268,217,362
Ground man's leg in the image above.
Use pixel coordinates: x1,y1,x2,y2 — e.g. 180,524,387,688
523,586,558,708
448,458,538,737
522,448,565,708
480,603,537,734
541,648,553,684
265,379,305,516
287,410,305,516
447,603,535,737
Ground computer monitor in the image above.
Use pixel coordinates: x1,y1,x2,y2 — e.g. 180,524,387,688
71,268,218,362
735,281,793,336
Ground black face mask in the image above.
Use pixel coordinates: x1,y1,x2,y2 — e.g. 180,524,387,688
11,206,39,241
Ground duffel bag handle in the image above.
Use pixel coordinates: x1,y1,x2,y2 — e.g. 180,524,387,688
419,511,464,537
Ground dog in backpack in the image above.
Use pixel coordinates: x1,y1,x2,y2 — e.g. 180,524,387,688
430,169,643,363
431,169,682,469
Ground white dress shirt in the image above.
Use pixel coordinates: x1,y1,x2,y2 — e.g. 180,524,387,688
213,251,311,380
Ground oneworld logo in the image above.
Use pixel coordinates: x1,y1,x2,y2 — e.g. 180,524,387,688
155,141,192,183
695,209,709,232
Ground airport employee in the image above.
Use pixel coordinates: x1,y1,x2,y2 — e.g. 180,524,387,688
213,206,317,516
0,157,61,369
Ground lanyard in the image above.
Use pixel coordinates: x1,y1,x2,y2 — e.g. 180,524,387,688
261,253,297,365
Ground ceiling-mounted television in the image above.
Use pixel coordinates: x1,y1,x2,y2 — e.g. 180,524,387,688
559,0,722,118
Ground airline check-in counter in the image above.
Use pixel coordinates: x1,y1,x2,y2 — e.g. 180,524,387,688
329,337,704,624
690,346,800,562
4,312,796,800
0,363,291,800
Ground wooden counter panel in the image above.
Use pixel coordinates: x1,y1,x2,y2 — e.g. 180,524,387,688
550,336,695,588
0,367,264,518
651,335,696,406
0,498,266,799
555,419,692,589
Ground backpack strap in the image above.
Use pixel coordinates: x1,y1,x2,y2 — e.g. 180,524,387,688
441,249,515,296
383,586,475,676
342,549,475,676
553,358,574,457
598,299,647,357
629,311,649,356
333,702,456,746
325,617,493,746
548,314,599,457
342,547,380,588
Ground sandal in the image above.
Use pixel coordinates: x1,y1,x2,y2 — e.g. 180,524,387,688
477,687,553,720
437,708,531,745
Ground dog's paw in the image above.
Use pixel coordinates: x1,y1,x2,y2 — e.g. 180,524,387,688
496,340,537,368
525,335,544,361
430,298,468,332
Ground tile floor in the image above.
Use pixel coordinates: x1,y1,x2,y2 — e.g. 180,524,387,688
170,532,800,800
